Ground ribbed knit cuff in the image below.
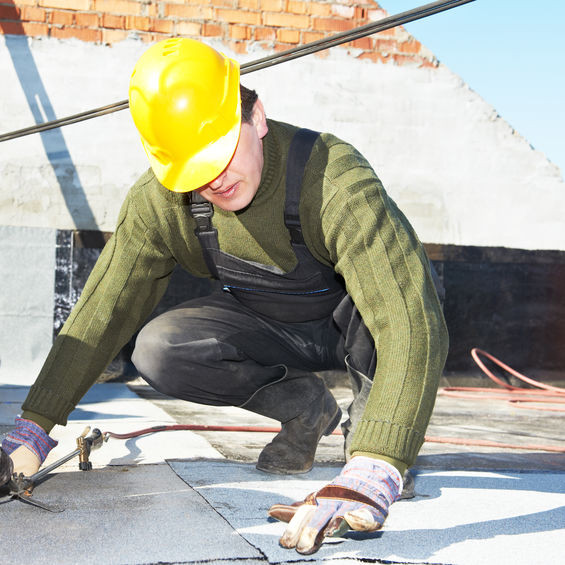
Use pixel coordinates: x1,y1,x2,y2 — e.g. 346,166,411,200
349,419,425,469
21,411,57,435
1,418,58,464
21,384,77,428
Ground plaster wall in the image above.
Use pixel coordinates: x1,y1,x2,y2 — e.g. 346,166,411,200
1,36,563,250
0,225,55,384
1,35,564,383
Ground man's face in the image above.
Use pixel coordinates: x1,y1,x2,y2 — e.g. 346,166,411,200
196,99,268,212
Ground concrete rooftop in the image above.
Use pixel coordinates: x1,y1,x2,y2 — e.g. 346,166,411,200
1,373,564,565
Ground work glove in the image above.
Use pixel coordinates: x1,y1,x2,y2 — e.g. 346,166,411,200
1,418,57,477
268,456,402,555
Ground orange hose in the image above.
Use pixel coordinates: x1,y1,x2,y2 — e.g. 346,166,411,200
470,348,565,394
439,348,565,413
104,425,565,453
431,348,565,452
104,348,565,454
423,435,565,453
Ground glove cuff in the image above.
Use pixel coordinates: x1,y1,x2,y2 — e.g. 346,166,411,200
346,455,403,501
1,417,58,464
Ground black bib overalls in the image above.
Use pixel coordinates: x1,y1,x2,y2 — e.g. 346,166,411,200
191,129,346,323
132,129,376,436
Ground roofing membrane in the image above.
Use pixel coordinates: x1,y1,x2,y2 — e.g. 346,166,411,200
1,381,564,564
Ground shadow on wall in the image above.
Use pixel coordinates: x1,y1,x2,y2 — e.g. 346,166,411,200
1,5,104,245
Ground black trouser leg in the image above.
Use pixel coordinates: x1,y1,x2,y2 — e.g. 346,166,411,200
131,290,344,474
132,290,377,439
332,294,377,459
132,290,341,406
332,294,415,496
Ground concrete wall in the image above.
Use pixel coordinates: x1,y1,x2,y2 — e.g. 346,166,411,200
0,36,147,233
1,35,563,249
1,32,564,382
255,50,565,251
0,226,56,383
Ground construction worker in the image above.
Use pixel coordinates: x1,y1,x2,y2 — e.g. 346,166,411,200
2,38,448,554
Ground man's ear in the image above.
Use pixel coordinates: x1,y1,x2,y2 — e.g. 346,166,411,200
251,98,268,139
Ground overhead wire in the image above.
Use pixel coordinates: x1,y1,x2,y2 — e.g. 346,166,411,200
0,0,475,143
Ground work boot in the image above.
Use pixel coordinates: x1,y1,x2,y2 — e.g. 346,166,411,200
240,367,342,475
399,470,415,499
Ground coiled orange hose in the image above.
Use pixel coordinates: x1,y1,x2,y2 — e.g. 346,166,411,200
440,348,565,412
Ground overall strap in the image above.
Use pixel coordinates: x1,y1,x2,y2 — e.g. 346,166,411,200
284,128,320,245
188,190,220,277
189,190,214,234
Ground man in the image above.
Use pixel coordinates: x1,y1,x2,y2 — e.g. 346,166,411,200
2,38,448,554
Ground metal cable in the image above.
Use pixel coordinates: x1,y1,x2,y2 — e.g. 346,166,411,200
0,0,474,143
240,0,474,74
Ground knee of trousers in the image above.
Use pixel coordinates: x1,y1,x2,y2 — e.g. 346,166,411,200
131,322,172,395
131,318,227,397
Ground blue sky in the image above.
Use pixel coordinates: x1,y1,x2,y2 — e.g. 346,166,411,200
378,0,564,178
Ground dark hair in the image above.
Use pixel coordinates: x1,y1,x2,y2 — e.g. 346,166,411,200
240,85,258,123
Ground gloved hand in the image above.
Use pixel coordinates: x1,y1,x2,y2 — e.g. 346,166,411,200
1,418,57,477
6,445,41,478
268,456,402,554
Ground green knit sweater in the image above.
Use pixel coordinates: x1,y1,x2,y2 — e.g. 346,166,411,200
22,119,448,470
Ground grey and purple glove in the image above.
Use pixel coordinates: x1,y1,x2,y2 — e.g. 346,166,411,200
268,456,402,554
2,418,57,466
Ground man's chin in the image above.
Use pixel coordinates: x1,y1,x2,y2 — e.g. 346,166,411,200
214,197,250,212
213,192,255,212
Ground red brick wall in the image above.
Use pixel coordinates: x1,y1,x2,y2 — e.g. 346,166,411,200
0,0,436,66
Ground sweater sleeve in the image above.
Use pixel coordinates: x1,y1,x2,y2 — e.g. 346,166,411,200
21,189,177,430
306,137,449,468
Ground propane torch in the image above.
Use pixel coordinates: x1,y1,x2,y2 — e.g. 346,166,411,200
0,426,104,511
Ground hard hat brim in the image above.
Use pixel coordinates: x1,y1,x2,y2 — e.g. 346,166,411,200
130,39,243,193
163,116,242,193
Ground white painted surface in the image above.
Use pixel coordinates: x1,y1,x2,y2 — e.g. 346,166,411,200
0,226,55,384
171,460,565,565
1,35,563,249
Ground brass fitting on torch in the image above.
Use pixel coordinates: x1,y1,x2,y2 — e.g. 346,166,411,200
76,427,103,471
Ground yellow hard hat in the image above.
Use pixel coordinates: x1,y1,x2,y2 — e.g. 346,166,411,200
128,38,241,192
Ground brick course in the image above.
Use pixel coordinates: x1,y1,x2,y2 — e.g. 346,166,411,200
0,0,436,65
39,0,90,11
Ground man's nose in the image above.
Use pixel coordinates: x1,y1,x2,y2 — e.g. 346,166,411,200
208,170,227,190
